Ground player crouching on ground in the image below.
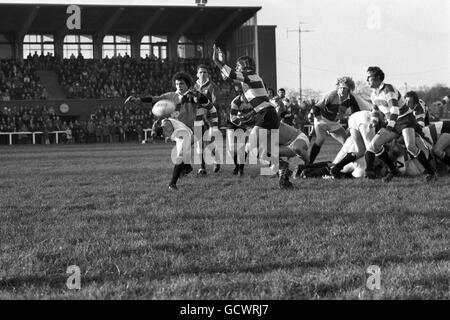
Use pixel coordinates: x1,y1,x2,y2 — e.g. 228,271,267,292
327,110,383,178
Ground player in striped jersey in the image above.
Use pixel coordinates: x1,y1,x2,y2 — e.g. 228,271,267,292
212,45,293,188
422,121,450,171
194,64,220,175
229,92,309,187
404,91,429,127
308,76,361,164
364,66,437,182
227,93,254,176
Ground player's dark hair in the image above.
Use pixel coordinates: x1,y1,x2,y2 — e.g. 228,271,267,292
278,88,285,92
236,55,255,71
405,91,419,105
196,64,209,72
367,66,385,82
172,71,192,89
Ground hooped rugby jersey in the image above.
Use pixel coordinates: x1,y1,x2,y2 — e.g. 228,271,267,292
370,82,411,129
422,121,450,144
230,94,254,129
409,99,429,127
220,64,273,113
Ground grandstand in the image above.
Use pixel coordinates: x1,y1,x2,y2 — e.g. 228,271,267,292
0,3,277,144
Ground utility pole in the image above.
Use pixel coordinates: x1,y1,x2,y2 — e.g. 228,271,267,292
287,22,314,101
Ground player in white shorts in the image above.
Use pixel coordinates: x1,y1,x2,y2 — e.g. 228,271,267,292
422,121,450,172
278,122,310,164
160,118,195,190
329,110,382,177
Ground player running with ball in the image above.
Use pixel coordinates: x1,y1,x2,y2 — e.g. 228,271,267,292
125,72,214,190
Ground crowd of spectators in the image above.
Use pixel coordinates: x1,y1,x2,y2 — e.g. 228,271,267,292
0,103,155,145
0,53,317,144
53,53,237,100
0,57,48,100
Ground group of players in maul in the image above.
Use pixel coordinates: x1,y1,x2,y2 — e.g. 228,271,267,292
125,45,450,190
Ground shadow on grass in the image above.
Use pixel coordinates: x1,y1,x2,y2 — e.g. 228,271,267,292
352,250,450,266
286,274,363,299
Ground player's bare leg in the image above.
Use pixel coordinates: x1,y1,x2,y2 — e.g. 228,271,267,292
432,133,450,171
403,127,437,182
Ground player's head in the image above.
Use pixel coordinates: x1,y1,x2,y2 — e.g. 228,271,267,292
278,88,286,98
267,88,275,98
404,91,419,108
161,119,175,137
236,55,255,72
196,64,209,82
366,66,384,88
172,72,192,94
336,76,355,99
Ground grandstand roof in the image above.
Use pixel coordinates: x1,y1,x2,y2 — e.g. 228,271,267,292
0,4,260,37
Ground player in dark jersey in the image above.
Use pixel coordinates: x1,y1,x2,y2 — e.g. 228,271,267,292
125,72,213,190
404,91,429,127
308,76,361,164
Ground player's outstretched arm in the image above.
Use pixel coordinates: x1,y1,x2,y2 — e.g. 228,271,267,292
125,95,154,104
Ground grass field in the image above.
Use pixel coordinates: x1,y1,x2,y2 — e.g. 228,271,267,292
0,140,449,300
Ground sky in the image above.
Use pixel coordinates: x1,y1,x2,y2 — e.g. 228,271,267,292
3,0,449,95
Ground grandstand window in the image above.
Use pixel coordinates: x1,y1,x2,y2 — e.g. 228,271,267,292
63,35,93,59
102,35,131,58
177,36,204,59
140,35,167,60
23,34,54,59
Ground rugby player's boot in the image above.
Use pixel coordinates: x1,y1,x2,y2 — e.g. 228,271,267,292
279,160,293,189
424,172,438,183
233,165,239,175
293,164,307,179
330,153,357,178
213,164,221,173
382,168,400,183
168,184,178,191
197,168,207,176
364,170,379,180
279,171,294,189
184,164,193,176
329,165,343,179
238,164,245,177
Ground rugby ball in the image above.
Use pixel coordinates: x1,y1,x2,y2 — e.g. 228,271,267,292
152,100,176,118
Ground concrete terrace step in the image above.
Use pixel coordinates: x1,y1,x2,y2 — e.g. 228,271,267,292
36,70,65,99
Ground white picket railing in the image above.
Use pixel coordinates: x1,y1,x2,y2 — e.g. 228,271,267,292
0,131,69,145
